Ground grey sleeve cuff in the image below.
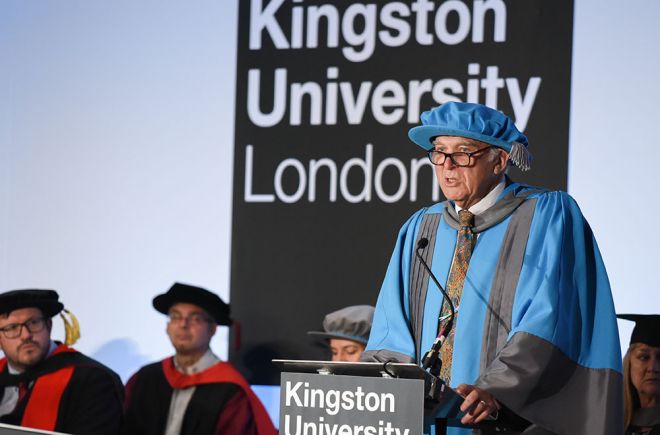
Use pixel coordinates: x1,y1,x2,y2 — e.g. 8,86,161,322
475,332,623,435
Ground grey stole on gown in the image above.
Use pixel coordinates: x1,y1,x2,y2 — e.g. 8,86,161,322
409,189,538,365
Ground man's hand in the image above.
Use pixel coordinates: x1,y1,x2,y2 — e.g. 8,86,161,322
455,384,501,425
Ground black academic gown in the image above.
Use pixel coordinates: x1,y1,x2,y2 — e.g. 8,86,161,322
626,424,660,435
627,406,660,435
123,358,277,435
0,343,124,435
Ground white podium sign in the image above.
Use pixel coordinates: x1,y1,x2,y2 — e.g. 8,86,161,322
280,372,423,435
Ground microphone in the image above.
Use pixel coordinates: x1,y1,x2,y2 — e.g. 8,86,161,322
415,238,456,377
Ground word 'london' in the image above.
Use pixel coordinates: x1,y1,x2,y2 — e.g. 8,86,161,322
244,144,443,204
249,0,507,62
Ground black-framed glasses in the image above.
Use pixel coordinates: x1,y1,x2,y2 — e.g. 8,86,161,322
168,312,212,326
427,146,494,167
0,317,46,339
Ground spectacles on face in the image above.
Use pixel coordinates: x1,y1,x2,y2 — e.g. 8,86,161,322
0,317,47,339
427,145,495,167
168,312,212,326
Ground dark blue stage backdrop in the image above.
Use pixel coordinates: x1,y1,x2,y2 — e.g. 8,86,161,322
230,0,573,384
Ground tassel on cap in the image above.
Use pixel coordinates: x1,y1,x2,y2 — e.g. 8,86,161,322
60,308,81,346
509,141,533,171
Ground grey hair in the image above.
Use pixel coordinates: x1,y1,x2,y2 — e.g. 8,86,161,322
489,147,512,173
488,146,501,162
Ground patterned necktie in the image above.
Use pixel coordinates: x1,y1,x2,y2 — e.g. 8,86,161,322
439,209,476,383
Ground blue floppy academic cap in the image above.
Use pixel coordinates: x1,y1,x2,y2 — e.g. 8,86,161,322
408,102,532,171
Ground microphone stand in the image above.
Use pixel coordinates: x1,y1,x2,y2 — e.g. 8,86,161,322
415,238,459,435
416,239,503,434
414,238,456,379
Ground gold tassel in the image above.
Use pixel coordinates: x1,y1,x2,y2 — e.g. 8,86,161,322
60,308,81,346
61,313,72,345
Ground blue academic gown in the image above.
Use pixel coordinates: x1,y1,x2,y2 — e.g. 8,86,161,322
365,182,623,435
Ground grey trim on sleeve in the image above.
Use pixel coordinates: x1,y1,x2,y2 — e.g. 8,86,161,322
410,211,442,364
476,332,623,435
479,198,537,371
474,195,623,434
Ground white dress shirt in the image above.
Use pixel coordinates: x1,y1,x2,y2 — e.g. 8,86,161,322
454,176,506,216
164,350,220,435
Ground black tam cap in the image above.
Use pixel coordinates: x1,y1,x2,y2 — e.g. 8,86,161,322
0,289,64,318
153,282,232,326
617,314,660,347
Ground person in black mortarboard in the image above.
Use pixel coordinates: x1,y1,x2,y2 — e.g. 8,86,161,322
0,288,124,434
123,282,276,435
618,314,660,434
308,305,374,362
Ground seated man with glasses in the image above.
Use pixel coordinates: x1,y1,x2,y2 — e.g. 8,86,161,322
123,282,276,435
0,288,124,434
362,102,622,434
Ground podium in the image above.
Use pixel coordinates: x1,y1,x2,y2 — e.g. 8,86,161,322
274,359,466,434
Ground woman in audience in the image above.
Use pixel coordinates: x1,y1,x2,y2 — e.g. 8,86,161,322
308,305,374,362
619,314,660,434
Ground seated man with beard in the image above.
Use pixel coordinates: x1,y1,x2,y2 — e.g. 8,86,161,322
0,288,124,434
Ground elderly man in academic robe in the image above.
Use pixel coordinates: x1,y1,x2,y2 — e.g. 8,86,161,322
0,289,124,434
363,102,623,435
123,282,276,435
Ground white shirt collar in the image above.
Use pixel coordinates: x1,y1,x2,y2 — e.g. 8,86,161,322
454,177,506,216
174,349,219,375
